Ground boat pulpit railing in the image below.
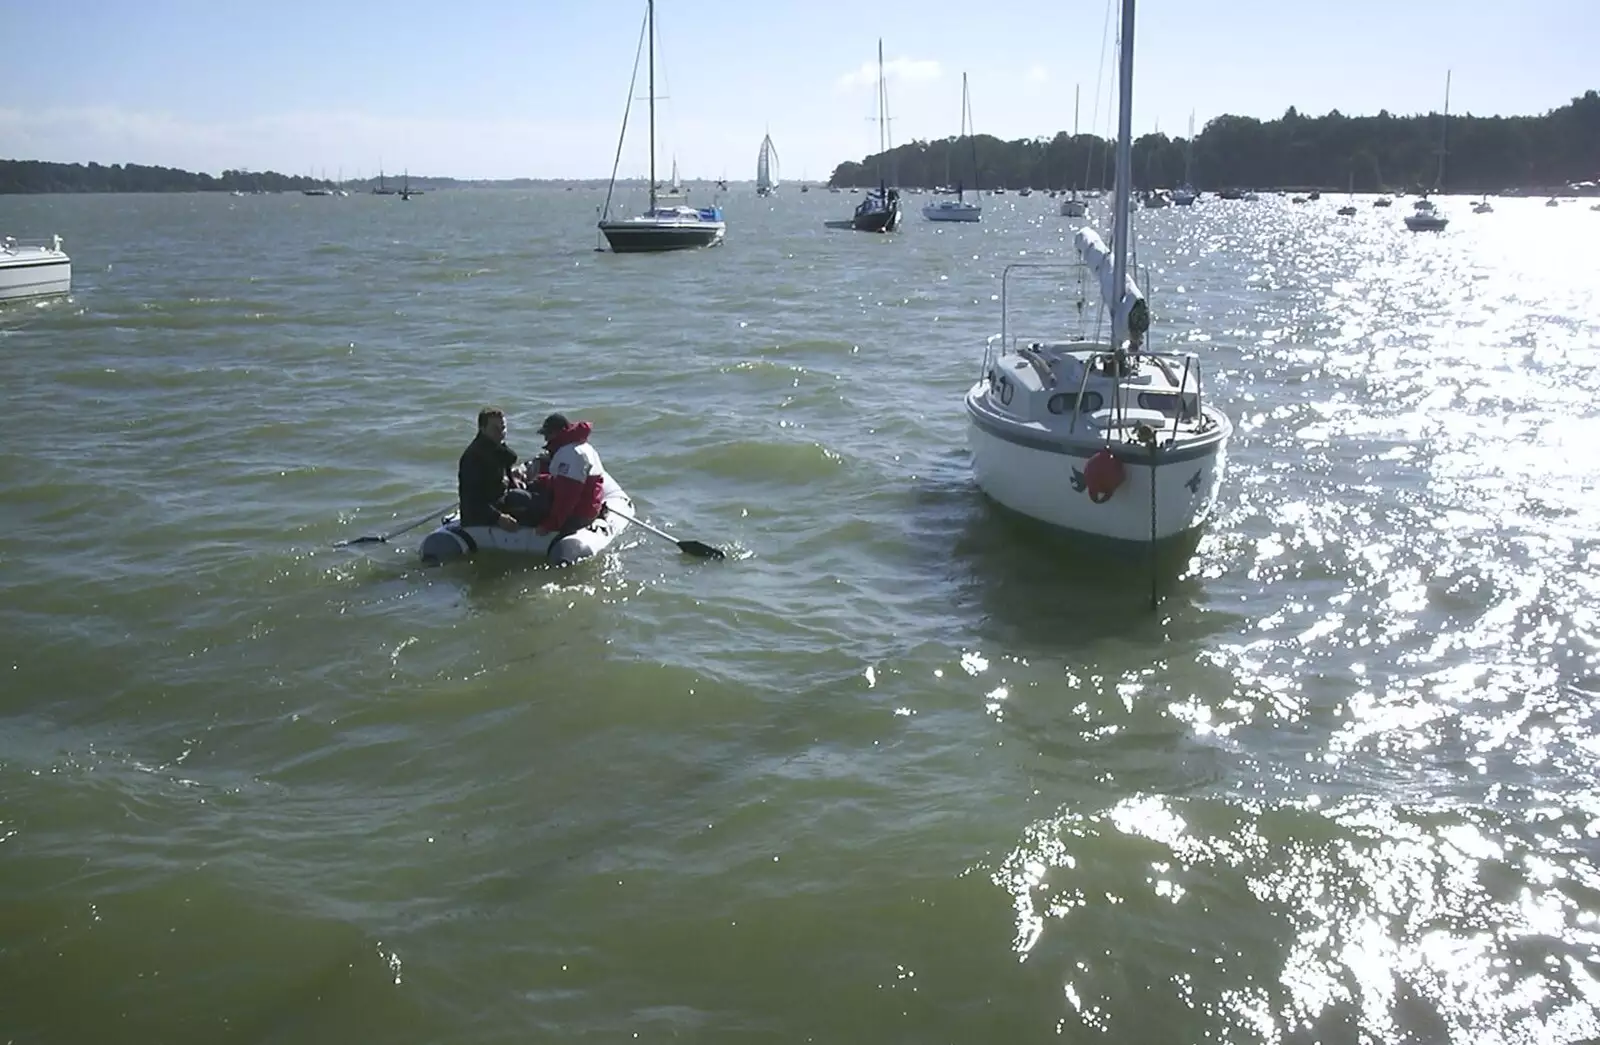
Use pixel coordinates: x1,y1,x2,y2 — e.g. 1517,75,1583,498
986,262,1095,375
1,235,64,254
1148,353,1205,443
1064,347,1137,435
1057,348,1205,439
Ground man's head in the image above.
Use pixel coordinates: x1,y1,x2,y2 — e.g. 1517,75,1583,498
477,407,507,442
538,413,569,439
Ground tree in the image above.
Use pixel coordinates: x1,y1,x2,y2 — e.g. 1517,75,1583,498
826,94,1600,192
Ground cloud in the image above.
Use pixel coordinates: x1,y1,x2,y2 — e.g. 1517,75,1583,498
1025,64,1050,85
835,56,942,91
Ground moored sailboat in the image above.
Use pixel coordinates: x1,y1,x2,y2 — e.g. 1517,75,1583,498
1171,112,1198,205
1060,84,1089,218
923,73,983,223
963,0,1231,568
598,0,725,252
827,39,901,233
1404,71,1452,232
1337,169,1358,215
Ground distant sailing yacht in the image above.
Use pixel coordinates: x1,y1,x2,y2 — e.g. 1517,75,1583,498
597,0,725,252
1060,84,1088,218
1171,112,1197,206
1336,169,1357,216
1404,71,1451,232
656,158,688,203
756,133,780,196
825,40,901,233
923,73,982,222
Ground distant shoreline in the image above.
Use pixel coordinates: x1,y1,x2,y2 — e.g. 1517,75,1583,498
4,183,1596,197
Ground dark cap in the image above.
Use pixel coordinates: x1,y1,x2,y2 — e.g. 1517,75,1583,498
538,413,568,436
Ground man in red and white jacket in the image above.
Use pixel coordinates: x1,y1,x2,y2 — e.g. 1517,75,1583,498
529,413,614,536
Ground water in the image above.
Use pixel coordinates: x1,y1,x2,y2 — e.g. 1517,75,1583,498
3,188,1599,1044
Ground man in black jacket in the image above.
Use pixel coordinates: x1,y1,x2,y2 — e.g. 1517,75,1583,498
457,407,546,530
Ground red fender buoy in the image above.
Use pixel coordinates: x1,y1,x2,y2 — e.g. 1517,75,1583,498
1084,450,1124,504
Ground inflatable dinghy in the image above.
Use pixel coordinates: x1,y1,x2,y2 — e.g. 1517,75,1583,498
418,490,633,566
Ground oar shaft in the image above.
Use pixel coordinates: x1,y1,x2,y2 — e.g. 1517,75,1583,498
608,505,677,544
604,504,725,559
336,502,456,547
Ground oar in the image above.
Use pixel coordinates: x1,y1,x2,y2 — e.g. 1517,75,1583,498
334,503,456,547
604,505,726,560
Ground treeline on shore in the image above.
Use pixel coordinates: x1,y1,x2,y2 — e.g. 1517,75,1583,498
4,91,1595,195
829,90,1600,194
0,163,565,194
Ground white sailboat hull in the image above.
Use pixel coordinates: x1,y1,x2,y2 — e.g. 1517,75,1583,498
923,200,982,222
966,385,1227,542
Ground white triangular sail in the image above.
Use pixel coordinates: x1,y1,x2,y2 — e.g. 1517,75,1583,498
756,134,780,193
654,157,687,201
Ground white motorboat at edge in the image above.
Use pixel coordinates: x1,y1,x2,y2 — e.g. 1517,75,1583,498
0,234,71,302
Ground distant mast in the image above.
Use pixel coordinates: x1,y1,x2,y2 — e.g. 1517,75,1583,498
1434,69,1452,194
876,39,889,195
647,0,657,211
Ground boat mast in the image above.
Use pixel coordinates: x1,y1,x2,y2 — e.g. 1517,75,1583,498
1436,69,1451,194
1110,0,1135,344
958,72,969,199
877,39,888,195
945,82,954,193
1070,83,1079,193
1184,110,1195,185
648,0,657,211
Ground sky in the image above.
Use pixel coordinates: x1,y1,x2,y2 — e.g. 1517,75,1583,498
1,0,1595,183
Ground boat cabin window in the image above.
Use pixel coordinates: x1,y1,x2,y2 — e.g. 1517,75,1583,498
1137,391,1199,418
1048,391,1103,415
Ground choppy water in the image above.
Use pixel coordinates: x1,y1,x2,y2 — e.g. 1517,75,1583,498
3,187,1599,1044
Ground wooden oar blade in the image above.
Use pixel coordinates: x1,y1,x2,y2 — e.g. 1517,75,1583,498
678,539,726,560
